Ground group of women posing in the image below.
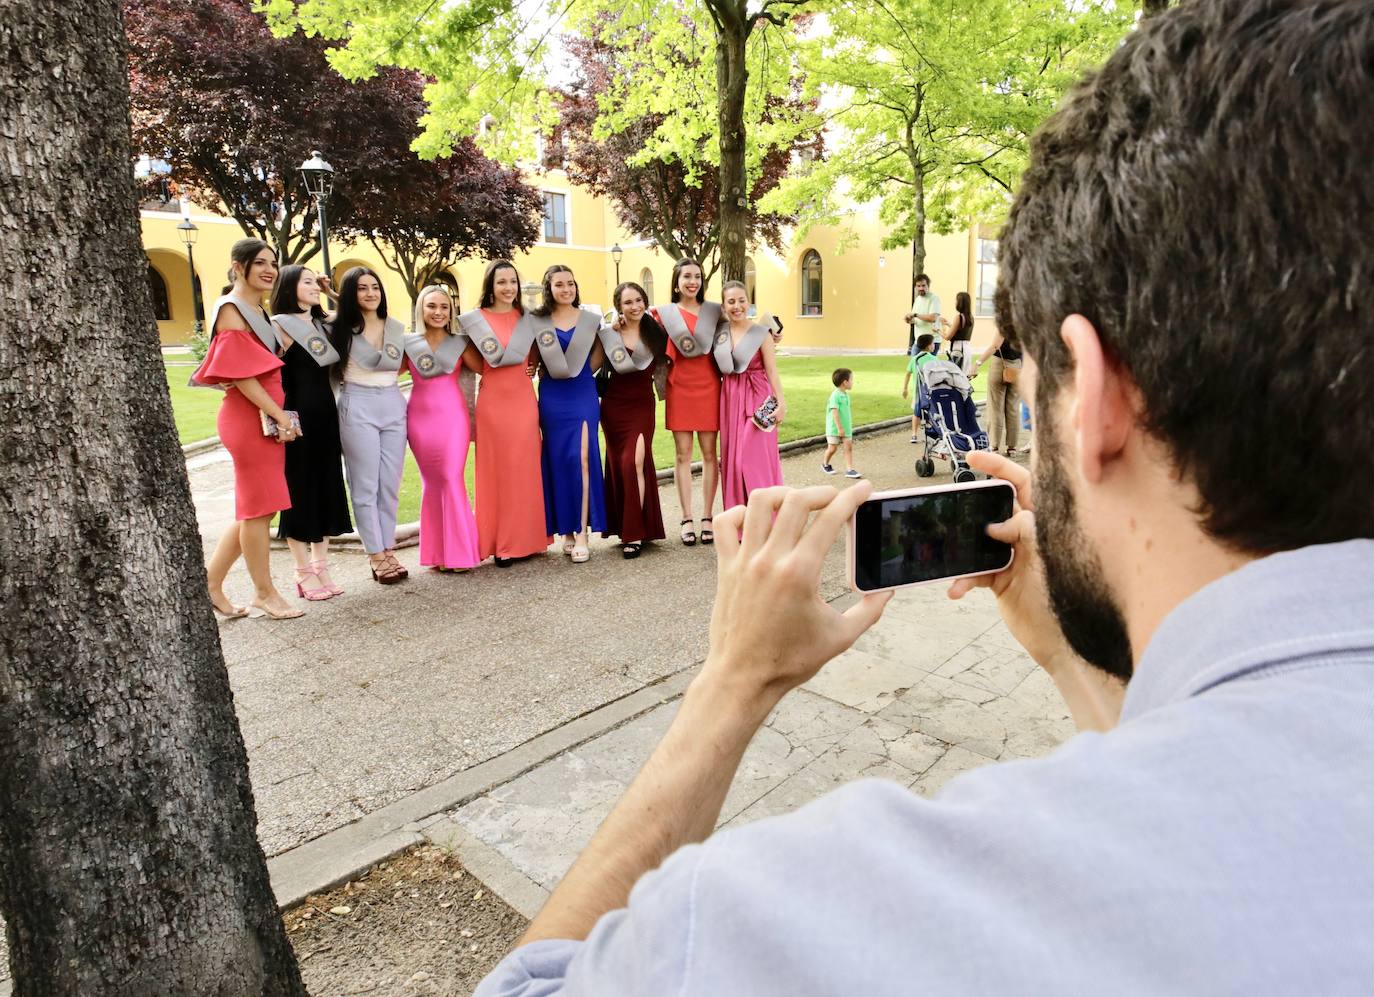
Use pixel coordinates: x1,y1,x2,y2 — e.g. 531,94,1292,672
194,241,786,620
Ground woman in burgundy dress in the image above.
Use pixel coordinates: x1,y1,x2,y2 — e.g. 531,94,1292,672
194,239,303,620
598,282,667,557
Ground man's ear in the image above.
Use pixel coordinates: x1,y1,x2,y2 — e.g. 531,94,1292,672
1060,314,1131,484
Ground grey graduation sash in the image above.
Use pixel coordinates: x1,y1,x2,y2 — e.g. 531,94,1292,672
531,309,601,379
712,316,771,374
403,330,471,378
598,324,656,374
657,302,720,358
210,293,276,354
271,313,339,367
460,308,536,368
349,316,406,371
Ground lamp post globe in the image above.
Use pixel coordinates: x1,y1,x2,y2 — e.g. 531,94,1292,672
611,243,623,285
298,150,336,279
176,217,204,331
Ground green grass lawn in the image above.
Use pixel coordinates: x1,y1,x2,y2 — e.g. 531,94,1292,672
169,354,985,525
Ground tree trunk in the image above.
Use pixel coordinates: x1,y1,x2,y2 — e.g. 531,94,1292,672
0,3,308,994
905,113,928,298
714,11,750,284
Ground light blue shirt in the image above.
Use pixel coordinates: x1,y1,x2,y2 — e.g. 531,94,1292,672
477,540,1374,996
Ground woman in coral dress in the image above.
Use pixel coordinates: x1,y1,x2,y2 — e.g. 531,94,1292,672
464,260,551,566
599,281,667,558
404,284,481,572
652,258,723,546
194,238,303,620
716,280,786,509
531,264,607,563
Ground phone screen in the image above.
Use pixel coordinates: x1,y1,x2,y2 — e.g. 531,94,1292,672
852,482,1014,591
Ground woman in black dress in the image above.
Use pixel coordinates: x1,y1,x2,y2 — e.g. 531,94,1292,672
269,265,352,599
598,281,668,558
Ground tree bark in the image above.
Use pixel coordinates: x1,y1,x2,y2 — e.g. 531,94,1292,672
0,2,307,994
904,100,928,298
714,5,750,284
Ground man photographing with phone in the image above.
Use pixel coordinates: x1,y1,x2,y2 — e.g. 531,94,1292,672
478,2,1374,993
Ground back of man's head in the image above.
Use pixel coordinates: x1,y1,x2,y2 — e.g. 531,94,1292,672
998,0,1373,554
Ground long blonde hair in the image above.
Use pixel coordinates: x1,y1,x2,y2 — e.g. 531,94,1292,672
413,284,454,334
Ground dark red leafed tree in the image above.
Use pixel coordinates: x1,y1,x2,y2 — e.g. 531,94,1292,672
1,0,307,993
560,33,815,284
124,0,426,265
336,137,543,309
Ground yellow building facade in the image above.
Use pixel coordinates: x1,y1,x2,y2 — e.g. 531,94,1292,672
142,167,1000,354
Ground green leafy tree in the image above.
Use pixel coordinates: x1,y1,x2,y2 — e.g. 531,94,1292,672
761,0,1131,291
264,0,821,282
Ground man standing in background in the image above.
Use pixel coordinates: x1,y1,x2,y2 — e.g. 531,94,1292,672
904,273,942,354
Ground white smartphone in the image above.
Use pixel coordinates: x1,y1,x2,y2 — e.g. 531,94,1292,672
848,480,1015,593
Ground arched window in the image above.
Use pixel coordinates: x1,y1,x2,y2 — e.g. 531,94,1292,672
800,250,822,315
426,270,460,311
148,263,171,321
744,257,757,305
640,267,654,304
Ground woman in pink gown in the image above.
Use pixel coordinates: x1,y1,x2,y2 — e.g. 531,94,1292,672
404,285,481,571
716,281,786,509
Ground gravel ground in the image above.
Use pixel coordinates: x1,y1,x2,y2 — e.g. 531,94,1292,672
288,844,527,997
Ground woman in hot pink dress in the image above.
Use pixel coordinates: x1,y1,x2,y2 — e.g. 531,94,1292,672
716,281,785,509
404,285,481,571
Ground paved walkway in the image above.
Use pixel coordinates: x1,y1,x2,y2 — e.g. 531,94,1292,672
1,427,1051,992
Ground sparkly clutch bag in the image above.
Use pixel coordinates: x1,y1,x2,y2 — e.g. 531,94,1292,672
752,396,779,432
260,410,301,438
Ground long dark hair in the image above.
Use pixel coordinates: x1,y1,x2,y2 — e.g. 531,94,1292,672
670,257,704,304
221,238,273,296
954,291,974,338
328,266,388,363
531,264,579,317
613,281,667,357
479,259,524,313
270,265,327,321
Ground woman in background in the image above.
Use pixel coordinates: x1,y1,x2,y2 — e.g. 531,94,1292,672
715,280,785,509
269,264,351,600
973,334,1022,456
943,291,975,375
195,238,302,620
531,265,606,563
463,260,550,566
598,281,667,558
404,285,481,572
330,267,409,584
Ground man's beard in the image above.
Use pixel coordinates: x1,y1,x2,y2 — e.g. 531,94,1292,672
1033,407,1135,682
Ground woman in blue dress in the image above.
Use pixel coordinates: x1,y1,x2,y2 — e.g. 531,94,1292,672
530,265,607,563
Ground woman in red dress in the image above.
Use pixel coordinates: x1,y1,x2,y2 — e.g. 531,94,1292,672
599,281,667,557
652,258,723,546
194,239,302,620
466,260,551,566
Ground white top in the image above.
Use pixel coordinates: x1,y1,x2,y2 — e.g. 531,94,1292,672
343,355,399,387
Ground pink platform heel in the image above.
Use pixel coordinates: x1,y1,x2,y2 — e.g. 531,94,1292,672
311,559,345,596
294,565,334,602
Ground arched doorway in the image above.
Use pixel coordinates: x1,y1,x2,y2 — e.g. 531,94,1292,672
146,248,197,344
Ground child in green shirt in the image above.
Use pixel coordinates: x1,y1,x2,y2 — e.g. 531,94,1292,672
822,368,861,479
902,333,938,443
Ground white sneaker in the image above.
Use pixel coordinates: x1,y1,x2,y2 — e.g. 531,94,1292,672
844,469,863,479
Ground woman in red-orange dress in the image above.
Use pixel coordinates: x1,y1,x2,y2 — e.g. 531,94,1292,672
651,258,723,546
195,239,303,620
465,260,551,566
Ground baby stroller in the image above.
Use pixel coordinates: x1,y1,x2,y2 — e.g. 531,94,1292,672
914,359,988,482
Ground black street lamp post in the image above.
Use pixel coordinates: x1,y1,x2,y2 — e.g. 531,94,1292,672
176,217,204,334
299,150,336,281
611,243,623,286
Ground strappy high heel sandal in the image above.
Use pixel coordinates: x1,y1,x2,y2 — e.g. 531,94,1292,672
622,542,642,559
370,555,405,585
311,559,344,596
680,518,697,546
384,552,409,580
294,565,334,602
699,519,714,545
